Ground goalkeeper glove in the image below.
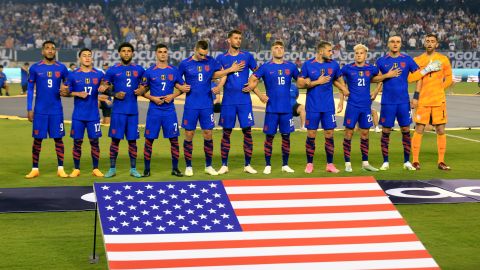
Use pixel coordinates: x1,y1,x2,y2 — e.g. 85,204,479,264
420,60,442,76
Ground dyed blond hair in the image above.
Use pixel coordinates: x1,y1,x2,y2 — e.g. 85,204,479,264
353,44,369,52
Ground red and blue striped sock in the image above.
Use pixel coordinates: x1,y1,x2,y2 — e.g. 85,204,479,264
381,132,390,163
360,138,369,161
73,139,83,169
184,140,193,167
306,136,315,163
264,134,274,166
402,131,411,163
109,138,120,168
32,138,42,168
221,129,232,166
204,139,214,167
89,139,100,169
281,134,290,166
128,140,137,169
343,138,351,163
242,127,253,166
143,138,154,171
325,137,335,164
54,138,64,167
169,137,179,170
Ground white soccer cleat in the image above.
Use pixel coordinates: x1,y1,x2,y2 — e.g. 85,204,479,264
281,165,295,173
374,126,382,133
362,164,379,172
217,165,229,175
403,161,417,171
205,166,219,176
345,162,353,173
184,167,194,177
263,166,272,175
379,162,390,171
243,165,257,174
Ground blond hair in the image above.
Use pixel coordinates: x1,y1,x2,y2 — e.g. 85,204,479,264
353,44,369,52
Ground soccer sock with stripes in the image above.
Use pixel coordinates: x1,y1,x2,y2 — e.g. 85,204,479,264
381,132,390,163
221,129,232,166
204,139,214,167
360,138,369,161
437,134,447,163
343,138,351,163
325,137,335,164
264,134,274,166
128,140,137,169
281,134,290,166
169,137,180,170
143,138,154,171
72,139,83,169
89,139,100,169
412,132,423,163
32,138,42,168
54,138,64,167
402,131,411,163
306,136,315,163
184,140,193,167
242,127,253,166
109,138,120,168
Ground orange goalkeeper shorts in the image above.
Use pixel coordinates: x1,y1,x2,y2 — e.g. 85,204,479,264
414,103,447,125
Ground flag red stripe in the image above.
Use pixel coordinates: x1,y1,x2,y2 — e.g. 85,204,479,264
223,177,376,187
108,250,431,269
241,218,407,231
234,204,396,215
105,234,419,252
228,190,386,201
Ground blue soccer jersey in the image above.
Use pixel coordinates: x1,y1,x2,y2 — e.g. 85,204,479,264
65,68,104,121
300,58,342,112
0,72,7,87
216,50,257,105
104,63,144,114
341,63,379,108
376,53,419,104
27,60,69,115
21,68,28,86
253,61,299,113
141,64,184,112
178,55,222,110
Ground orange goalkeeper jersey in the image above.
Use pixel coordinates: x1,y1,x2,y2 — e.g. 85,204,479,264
414,52,452,106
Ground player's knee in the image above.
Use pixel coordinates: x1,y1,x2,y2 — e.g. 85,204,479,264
324,129,334,138
202,129,213,140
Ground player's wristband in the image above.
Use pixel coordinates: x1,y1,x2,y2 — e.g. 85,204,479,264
413,91,420,99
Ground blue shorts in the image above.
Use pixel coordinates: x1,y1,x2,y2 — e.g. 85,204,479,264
145,110,179,139
70,119,102,139
32,113,65,139
306,111,337,130
380,103,412,128
263,112,294,135
182,108,215,130
344,105,373,129
109,113,139,140
219,104,254,129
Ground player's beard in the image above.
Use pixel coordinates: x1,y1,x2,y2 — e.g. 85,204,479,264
121,57,132,65
231,45,240,50
44,56,55,61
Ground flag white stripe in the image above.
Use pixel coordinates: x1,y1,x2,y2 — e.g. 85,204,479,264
107,241,425,261
237,210,401,223
225,183,380,194
230,196,391,208
120,258,438,270
104,225,413,243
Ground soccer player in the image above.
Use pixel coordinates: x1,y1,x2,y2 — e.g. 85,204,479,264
373,35,441,171
99,62,113,124
103,42,145,178
244,40,298,174
0,65,10,96
290,83,306,131
25,40,69,179
215,29,258,175
62,48,106,177
410,34,453,170
178,40,243,177
21,63,29,95
341,44,401,172
296,41,349,174
141,44,189,177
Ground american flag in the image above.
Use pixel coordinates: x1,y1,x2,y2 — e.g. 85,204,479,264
94,177,439,270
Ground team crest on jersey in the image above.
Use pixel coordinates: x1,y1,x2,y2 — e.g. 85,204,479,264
93,78,99,85
278,70,283,75
47,71,52,77
359,71,364,77
393,63,398,68
320,69,325,76
365,71,371,77
55,71,61,78
205,65,210,72
168,74,174,81
328,68,333,75
285,69,290,75
133,71,139,77
126,71,131,77
197,66,202,72
400,62,406,68
161,74,166,80
85,78,91,84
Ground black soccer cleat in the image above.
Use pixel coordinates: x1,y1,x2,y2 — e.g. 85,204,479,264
143,169,151,177
171,168,183,177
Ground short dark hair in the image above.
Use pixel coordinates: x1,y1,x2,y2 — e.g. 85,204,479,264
228,29,242,38
42,40,56,48
78,48,92,57
425,33,438,40
271,40,284,47
0,65,3,69
69,63,76,68
102,63,109,67
195,40,209,50
317,41,332,51
155,43,168,51
118,42,134,52
24,62,29,66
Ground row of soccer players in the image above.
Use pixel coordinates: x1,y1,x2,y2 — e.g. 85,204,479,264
25,29,452,179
